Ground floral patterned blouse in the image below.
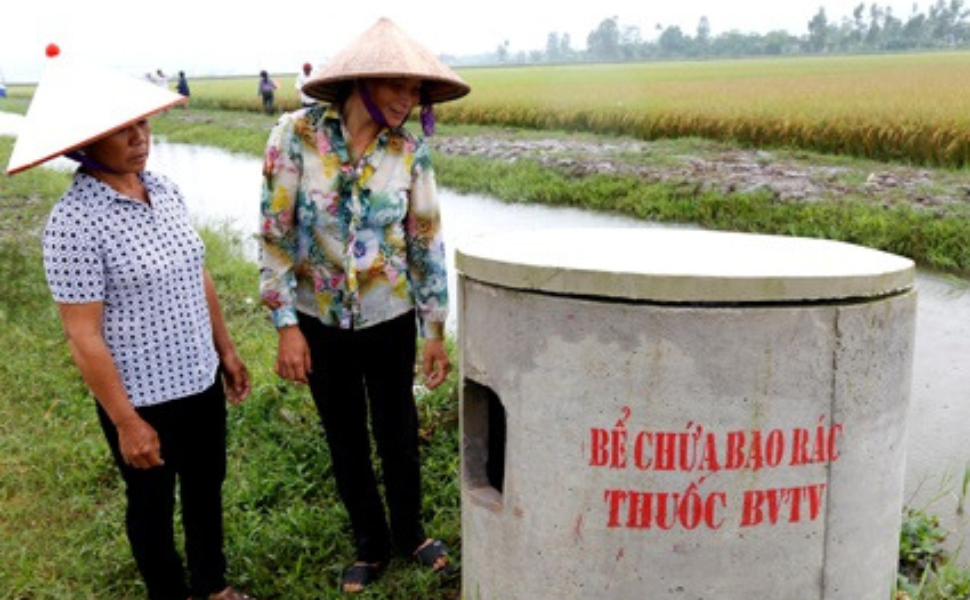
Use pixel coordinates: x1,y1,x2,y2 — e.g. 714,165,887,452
259,104,448,339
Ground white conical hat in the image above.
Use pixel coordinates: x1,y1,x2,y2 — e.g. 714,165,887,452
302,17,470,104
6,49,186,175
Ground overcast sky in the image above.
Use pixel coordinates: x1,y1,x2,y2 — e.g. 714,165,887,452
2,0,924,82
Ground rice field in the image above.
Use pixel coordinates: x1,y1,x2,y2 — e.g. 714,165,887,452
7,51,970,167
440,52,970,168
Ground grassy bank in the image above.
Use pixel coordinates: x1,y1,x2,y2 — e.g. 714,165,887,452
0,136,461,599
434,146,970,274
136,106,970,276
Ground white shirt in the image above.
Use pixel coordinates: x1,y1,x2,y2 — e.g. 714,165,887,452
296,71,314,105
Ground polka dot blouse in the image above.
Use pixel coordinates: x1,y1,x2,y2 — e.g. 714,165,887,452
42,170,219,407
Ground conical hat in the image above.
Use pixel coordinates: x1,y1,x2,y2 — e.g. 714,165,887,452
6,52,186,175
302,17,470,104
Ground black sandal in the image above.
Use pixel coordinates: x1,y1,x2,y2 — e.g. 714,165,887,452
413,539,457,577
341,562,385,594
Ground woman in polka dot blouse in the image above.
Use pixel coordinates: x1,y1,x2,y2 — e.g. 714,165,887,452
7,51,256,600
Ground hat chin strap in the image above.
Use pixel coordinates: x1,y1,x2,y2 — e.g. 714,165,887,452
357,81,389,129
420,105,435,137
66,150,118,174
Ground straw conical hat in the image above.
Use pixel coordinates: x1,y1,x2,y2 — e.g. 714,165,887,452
302,17,470,104
6,50,186,175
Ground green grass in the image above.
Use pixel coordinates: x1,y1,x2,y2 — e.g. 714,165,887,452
897,507,970,599
152,107,281,156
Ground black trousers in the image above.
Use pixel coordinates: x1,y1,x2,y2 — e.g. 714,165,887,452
299,311,426,563
97,381,228,600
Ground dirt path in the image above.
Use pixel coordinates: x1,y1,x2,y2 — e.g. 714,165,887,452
435,135,970,212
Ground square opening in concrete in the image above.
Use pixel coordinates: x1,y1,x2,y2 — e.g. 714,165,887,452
462,379,507,508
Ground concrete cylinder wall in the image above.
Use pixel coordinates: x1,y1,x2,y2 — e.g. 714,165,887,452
457,229,916,600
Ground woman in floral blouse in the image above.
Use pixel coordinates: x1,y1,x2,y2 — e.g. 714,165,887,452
258,17,470,594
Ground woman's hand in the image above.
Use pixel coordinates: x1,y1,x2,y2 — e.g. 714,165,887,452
422,338,450,390
221,351,252,404
275,326,312,384
116,415,164,469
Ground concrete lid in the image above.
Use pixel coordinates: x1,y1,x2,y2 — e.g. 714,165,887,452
455,228,915,303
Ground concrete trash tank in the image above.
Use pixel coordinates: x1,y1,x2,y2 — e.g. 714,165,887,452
457,228,916,600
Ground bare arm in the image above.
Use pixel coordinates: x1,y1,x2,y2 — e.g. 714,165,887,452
203,269,251,403
57,302,163,469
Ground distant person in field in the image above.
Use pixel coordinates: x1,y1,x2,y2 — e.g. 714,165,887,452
295,62,315,108
257,70,277,114
258,16,470,595
5,48,256,600
177,70,191,107
155,68,169,89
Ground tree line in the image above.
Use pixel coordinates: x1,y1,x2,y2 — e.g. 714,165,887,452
476,0,970,64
